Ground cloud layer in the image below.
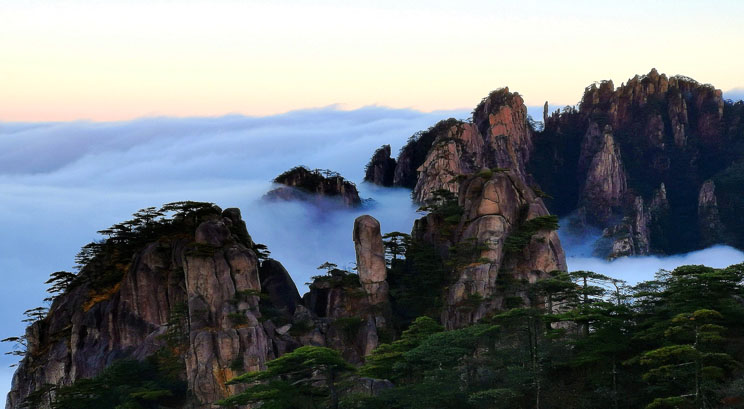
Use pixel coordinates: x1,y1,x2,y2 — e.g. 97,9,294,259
724,88,744,102
0,106,466,402
558,219,744,285
1,107,742,404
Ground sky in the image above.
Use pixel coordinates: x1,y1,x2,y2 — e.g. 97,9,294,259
1,0,744,121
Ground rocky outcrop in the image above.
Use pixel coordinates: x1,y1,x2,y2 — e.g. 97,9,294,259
412,122,482,202
259,259,302,316
472,88,533,179
578,125,627,224
412,170,566,329
363,145,397,187
393,118,463,189
364,69,742,255
530,69,741,255
368,89,534,204
408,89,534,203
6,206,272,408
698,180,724,247
300,272,381,360
185,215,269,402
265,166,362,207
6,207,395,408
599,184,668,259
353,216,389,307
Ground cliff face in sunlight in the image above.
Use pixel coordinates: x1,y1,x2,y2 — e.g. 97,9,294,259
364,88,533,203
5,205,391,408
10,69,743,408
7,181,567,407
367,70,744,258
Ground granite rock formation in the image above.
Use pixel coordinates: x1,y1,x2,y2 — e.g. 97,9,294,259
6,207,391,408
411,170,566,329
265,166,362,207
698,179,724,247
366,70,744,256
6,205,271,408
530,69,743,255
363,145,397,187
371,89,532,202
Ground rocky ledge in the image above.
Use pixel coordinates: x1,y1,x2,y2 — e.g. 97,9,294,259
264,166,362,207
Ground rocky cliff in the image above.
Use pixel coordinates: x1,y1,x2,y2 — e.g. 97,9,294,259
363,145,396,187
7,203,269,408
6,205,390,408
265,166,362,207
364,88,534,205
531,69,744,255
368,70,744,256
410,170,566,329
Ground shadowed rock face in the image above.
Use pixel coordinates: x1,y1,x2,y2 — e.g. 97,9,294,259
265,166,362,207
259,259,302,316
698,179,724,247
578,125,627,225
364,145,397,187
366,70,743,256
412,171,566,329
532,69,744,255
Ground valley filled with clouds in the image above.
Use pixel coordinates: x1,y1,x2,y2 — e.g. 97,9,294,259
1,107,742,404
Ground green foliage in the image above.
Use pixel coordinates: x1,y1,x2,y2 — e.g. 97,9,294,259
382,232,411,267
387,239,449,324
333,317,365,340
446,237,491,270
44,271,78,301
160,302,188,350
1,335,28,361
309,264,362,289
235,289,265,301
229,357,244,372
417,189,464,236
503,215,559,255
219,346,355,409
49,357,186,409
288,319,315,337
476,168,493,179
346,263,744,409
74,201,220,291
360,316,444,381
252,243,271,262
227,311,249,326
715,161,744,248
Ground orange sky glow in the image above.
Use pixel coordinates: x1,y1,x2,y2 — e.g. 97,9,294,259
1,0,743,122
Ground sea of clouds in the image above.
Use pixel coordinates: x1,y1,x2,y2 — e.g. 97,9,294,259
1,106,742,404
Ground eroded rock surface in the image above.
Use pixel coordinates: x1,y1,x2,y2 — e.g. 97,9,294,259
265,166,362,207
363,145,397,187
412,171,566,329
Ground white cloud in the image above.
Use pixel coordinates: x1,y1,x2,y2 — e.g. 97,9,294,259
2,106,742,406
724,88,744,102
558,218,744,285
0,106,463,404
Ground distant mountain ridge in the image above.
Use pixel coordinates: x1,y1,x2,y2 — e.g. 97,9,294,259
365,69,744,258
